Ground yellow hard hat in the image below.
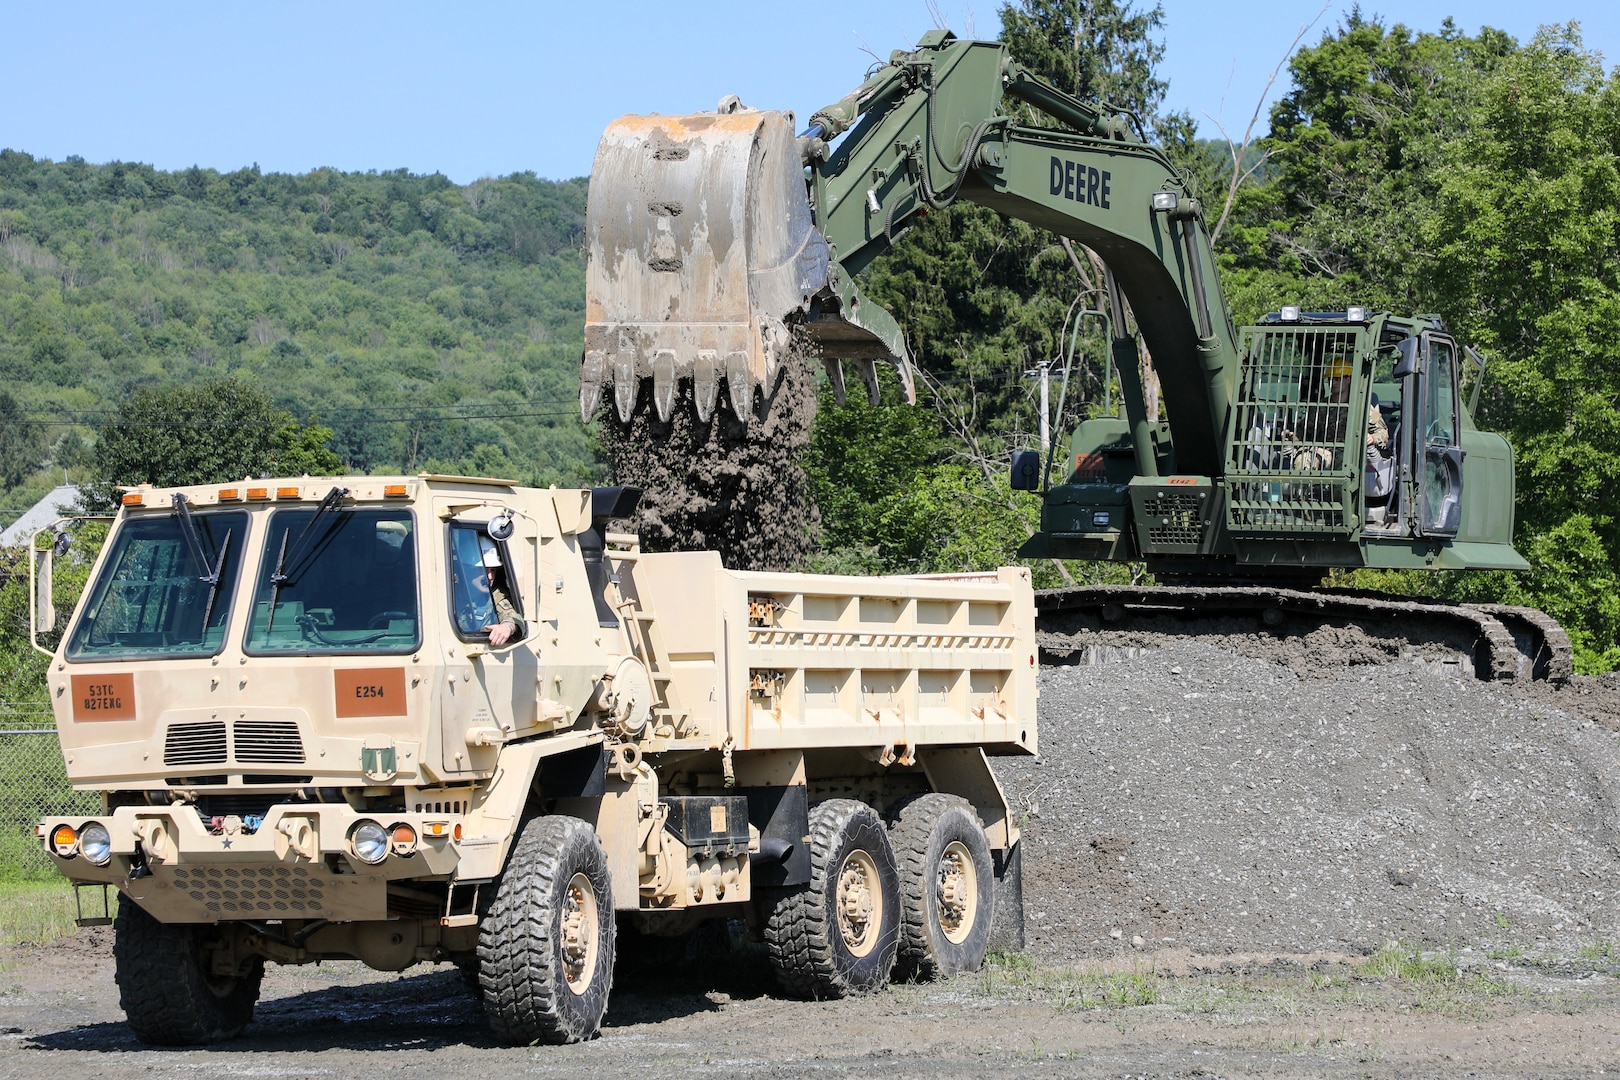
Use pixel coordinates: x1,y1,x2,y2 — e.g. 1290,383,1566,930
1324,358,1354,378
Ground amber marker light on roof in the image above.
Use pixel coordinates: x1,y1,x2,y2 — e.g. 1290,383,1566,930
217,488,240,500
276,487,302,499
247,487,270,500
384,484,409,497
121,493,143,506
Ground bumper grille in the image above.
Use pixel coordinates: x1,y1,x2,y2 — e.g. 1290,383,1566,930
1146,492,1207,546
164,722,228,766
170,864,331,917
234,720,305,764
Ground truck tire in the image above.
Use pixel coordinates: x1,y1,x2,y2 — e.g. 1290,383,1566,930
888,793,995,979
477,815,615,1044
112,895,262,1045
763,799,899,999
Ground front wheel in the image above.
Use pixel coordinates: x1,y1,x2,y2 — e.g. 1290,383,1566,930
113,896,263,1045
763,799,900,999
477,815,615,1044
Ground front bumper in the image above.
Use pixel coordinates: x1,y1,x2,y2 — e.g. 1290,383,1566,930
41,803,462,923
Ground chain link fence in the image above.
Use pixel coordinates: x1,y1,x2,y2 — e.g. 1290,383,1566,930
1,702,97,877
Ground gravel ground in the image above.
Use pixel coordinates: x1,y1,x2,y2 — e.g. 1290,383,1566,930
4,627,1620,1077
1000,634,1620,961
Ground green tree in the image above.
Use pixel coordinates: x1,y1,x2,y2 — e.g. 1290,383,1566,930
0,391,45,489
1423,27,1620,670
80,377,342,511
1000,0,1167,118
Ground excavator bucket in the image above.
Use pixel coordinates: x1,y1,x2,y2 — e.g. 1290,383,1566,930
582,105,914,424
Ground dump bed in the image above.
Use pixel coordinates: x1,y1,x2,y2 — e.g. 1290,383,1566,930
623,552,1037,758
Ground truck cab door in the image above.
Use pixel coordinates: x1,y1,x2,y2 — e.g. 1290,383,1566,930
439,517,537,775
1411,332,1464,538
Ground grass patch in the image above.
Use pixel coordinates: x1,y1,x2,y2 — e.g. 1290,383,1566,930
0,879,84,946
1579,941,1617,963
975,953,1161,1009
1354,944,1513,1013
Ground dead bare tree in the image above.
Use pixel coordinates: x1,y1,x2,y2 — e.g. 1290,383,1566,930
917,364,1078,586
1206,4,1327,247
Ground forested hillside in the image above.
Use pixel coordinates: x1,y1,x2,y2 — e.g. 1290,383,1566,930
0,154,594,525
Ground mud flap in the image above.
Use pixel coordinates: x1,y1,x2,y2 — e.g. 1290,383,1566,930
742,784,811,888
989,839,1025,953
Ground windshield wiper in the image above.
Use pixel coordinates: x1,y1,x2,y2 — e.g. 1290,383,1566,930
170,493,217,579
294,613,398,648
266,486,349,635
171,494,232,639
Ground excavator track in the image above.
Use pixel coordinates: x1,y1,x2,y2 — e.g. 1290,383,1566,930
1035,585,1573,684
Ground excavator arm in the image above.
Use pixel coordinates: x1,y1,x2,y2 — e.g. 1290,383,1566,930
581,29,1240,478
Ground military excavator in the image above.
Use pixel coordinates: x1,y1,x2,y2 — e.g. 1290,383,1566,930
580,31,1570,683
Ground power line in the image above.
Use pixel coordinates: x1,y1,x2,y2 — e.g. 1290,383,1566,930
8,407,583,429
7,364,1075,429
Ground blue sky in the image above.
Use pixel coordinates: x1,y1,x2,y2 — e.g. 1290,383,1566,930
2,1,1614,184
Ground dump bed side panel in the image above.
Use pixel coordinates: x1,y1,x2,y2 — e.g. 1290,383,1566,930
628,556,1037,756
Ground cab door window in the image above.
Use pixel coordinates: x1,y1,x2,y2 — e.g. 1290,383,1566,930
1416,334,1464,537
447,524,525,643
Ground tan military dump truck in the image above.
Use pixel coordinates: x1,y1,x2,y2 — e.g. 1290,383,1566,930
35,475,1037,1045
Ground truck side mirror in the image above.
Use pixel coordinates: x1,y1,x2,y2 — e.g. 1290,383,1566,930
33,539,55,635
1009,450,1042,491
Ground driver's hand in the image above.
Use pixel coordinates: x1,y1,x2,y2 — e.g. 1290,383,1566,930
487,621,514,647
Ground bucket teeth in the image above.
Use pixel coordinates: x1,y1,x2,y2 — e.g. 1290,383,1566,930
823,358,848,407
692,350,720,422
725,351,753,419
613,351,638,424
651,350,678,422
853,359,882,406
581,349,607,421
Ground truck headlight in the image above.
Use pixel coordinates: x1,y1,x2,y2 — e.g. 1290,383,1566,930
350,820,389,864
80,822,113,866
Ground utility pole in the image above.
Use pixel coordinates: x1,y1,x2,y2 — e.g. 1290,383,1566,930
1024,360,1053,456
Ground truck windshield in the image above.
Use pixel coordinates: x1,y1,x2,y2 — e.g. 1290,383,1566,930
66,511,250,661
244,508,418,654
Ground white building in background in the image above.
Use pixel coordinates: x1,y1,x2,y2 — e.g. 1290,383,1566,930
0,485,81,547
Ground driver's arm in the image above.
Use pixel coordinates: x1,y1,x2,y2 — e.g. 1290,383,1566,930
486,587,526,647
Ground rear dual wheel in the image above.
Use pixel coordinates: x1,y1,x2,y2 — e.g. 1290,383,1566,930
888,793,995,979
763,799,900,998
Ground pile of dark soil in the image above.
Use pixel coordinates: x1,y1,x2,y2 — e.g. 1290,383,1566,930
598,341,820,572
996,632,1620,962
